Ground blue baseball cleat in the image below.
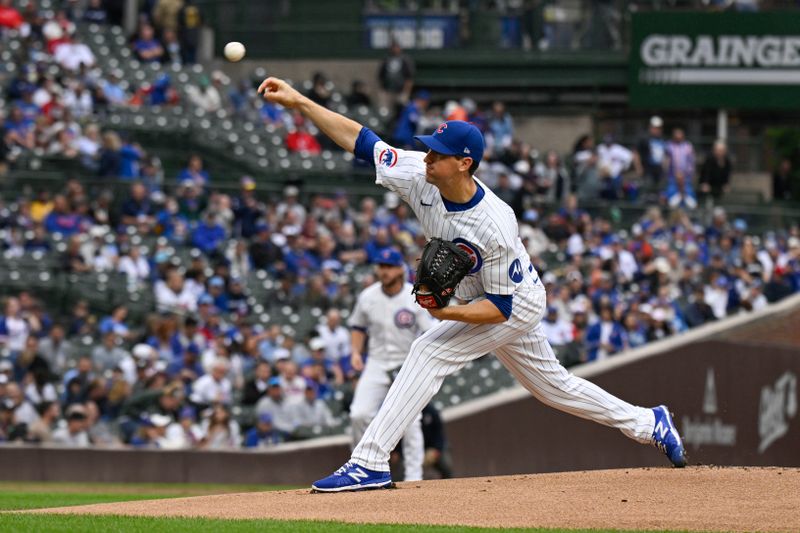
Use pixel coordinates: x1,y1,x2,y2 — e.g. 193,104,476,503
652,405,688,468
311,461,394,492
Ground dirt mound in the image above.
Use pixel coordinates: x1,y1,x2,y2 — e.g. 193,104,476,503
31,467,800,531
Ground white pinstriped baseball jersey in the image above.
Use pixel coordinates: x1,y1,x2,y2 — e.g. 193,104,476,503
348,281,434,368
374,141,540,301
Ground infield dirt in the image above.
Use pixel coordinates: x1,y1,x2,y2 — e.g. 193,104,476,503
30,466,800,531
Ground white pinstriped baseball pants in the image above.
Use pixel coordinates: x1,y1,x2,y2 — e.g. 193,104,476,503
351,284,656,472
349,358,424,481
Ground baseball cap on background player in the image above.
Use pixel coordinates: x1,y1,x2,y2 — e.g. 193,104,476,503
414,120,484,166
376,248,404,267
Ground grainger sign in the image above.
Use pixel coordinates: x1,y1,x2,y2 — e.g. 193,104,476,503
629,12,800,109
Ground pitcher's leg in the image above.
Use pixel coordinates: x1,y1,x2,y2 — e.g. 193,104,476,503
494,328,654,443
351,319,521,471
348,360,391,448
401,413,424,481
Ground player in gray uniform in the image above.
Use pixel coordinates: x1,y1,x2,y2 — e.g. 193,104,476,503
257,77,687,493
348,247,434,482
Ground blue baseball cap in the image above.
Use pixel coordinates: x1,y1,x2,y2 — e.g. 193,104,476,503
415,120,484,166
376,248,403,267
258,412,273,424
267,376,281,387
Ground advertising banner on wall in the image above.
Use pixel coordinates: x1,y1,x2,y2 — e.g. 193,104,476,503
629,12,800,109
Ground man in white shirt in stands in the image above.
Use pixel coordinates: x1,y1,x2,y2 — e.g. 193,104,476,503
316,309,350,364
190,358,232,406
541,306,574,347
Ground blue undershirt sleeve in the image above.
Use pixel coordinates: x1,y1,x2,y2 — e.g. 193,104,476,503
353,127,381,164
485,293,513,320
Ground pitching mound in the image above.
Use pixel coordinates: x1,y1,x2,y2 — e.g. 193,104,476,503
31,466,800,531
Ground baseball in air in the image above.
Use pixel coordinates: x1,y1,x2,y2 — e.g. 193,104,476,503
224,42,246,62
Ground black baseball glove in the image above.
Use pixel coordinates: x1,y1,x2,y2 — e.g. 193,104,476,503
412,238,474,309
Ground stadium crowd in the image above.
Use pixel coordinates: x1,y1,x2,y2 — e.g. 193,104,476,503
0,0,799,450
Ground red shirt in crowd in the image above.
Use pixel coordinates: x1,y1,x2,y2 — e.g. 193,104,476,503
286,130,321,155
0,5,23,29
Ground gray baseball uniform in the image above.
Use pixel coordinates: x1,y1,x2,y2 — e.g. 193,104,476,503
349,281,434,481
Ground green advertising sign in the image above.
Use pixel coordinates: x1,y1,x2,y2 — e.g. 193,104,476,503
629,12,800,109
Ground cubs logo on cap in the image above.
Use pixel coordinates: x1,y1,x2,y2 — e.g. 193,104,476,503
414,120,485,166
377,248,404,267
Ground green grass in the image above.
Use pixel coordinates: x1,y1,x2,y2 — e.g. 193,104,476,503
0,515,687,533
0,481,294,511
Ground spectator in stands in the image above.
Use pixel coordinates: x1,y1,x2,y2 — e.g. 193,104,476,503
155,268,198,313
38,324,72,376
133,23,165,63
307,72,332,108
118,245,151,285
391,90,429,148
278,360,306,406
60,235,91,273
177,154,210,188
52,404,91,448
192,212,226,256
53,35,96,72
699,140,732,202
570,134,601,200
82,0,108,24
0,0,23,29
286,379,334,431
92,331,129,373
584,304,627,362
27,401,60,443
153,0,183,34
99,305,131,339
665,169,698,210
663,127,696,205
286,117,322,155
255,377,294,435
683,285,717,328
97,130,122,177
764,267,794,303
378,42,415,117
772,157,793,201
190,358,232,407
120,182,155,227
186,74,223,113
243,361,272,406
596,134,632,200
119,137,144,179
243,412,283,447
534,150,570,203
541,306,574,348
0,397,27,442
634,115,667,187
315,309,348,366
3,106,35,150
346,80,372,107
486,101,514,155
161,28,183,66
177,0,202,64
6,381,39,427
198,404,240,449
